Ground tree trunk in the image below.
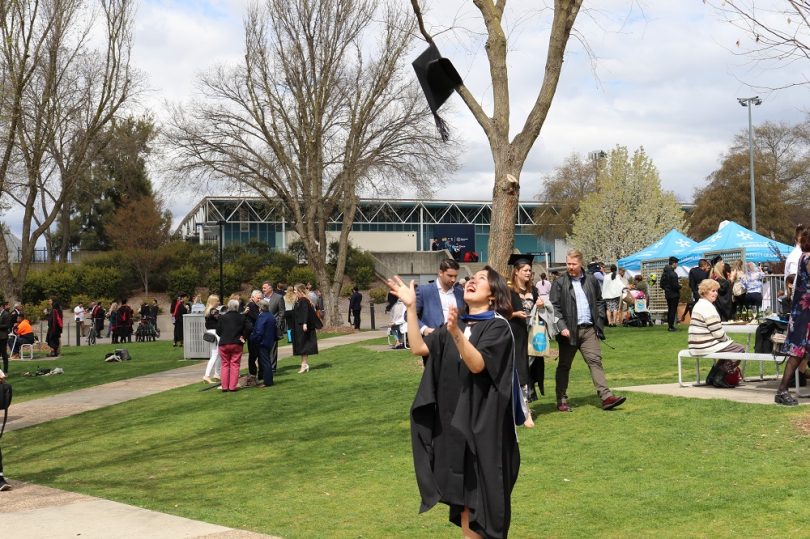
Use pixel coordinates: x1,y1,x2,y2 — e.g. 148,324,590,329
488,163,520,276
59,202,71,262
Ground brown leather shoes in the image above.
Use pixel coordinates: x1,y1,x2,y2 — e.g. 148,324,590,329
602,395,626,410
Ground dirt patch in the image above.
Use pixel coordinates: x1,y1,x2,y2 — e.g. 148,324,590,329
792,415,810,436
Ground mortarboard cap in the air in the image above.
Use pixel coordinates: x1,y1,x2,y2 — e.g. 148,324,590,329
508,253,536,267
412,44,462,142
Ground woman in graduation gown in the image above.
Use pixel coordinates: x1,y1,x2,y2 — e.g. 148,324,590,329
388,267,520,539
292,283,319,373
507,253,539,428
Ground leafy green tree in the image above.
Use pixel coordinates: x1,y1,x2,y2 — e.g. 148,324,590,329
570,146,686,262
53,116,157,253
689,120,810,242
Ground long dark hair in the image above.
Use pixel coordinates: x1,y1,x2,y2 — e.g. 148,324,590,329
483,266,513,317
610,264,617,280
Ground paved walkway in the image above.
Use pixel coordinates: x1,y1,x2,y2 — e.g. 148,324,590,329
617,377,810,405
0,330,388,538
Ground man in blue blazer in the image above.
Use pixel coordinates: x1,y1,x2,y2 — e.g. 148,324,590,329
415,258,464,335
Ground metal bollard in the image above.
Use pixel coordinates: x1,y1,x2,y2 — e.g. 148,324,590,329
76,321,81,347
369,301,376,330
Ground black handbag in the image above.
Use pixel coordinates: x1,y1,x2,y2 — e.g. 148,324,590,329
202,332,217,343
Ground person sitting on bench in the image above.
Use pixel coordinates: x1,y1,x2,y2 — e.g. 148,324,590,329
688,279,746,388
10,314,35,359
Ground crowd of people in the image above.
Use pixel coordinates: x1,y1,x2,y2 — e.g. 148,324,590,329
198,281,321,391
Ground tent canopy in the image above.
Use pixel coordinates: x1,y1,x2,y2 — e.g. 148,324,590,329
684,221,793,264
617,229,697,271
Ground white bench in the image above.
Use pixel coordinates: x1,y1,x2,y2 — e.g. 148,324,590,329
677,350,784,387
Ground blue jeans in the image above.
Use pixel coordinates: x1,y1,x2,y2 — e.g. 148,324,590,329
259,344,276,386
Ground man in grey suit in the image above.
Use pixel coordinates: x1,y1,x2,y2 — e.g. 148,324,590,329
263,281,286,374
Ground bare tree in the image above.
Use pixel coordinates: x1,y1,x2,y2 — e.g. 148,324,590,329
167,0,455,326
706,0,810,89
532,152,602,238
0,0,136,301
411,0,583,274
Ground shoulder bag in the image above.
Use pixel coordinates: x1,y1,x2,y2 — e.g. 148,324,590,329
527,306,548,356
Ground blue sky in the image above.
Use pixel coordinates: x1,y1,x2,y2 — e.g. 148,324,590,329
5,1,808,237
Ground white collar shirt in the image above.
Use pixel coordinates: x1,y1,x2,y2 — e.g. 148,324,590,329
436,280,457,323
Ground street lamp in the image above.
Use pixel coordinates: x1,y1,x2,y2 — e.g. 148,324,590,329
217,220,225,300
737,96,762,232
196,220,226,300
587,150,606,181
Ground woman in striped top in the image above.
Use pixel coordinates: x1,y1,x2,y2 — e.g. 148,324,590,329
688,279,745,387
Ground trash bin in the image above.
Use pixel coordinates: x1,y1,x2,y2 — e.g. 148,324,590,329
182,313,209,359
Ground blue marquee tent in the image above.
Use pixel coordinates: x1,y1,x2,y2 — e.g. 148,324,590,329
685,221,793,263
617,229,697,271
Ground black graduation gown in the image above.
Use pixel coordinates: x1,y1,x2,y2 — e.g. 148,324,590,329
292,299,319,356
411,317,520,539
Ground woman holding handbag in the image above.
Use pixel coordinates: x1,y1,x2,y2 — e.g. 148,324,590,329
202,295,221,384
508,254,538,427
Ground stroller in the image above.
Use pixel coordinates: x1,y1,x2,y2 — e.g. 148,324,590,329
135,317,158,342
622,289,652,327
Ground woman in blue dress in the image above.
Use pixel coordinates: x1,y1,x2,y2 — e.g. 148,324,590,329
775,228,810,406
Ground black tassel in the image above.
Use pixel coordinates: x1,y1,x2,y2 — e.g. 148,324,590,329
433,112,450,142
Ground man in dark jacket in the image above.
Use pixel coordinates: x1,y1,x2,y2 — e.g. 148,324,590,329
549,249,626,412
349,287,362,330
262,281,286,374
244,290,262,383
660,256,682,332
681,259,710,322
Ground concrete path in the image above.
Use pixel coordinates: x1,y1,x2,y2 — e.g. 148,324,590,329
0,330,387,539
617,377,810,405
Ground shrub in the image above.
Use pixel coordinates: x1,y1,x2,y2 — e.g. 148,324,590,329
79,265,125,299
205,263,245,297
354,267,375,289
21,271,47,303
233,253,265,281
167,264,200,298
288,266,316,287
253,265,284,289
40,267,80,305
368,286,388,304
268,251,298,275
340,283,355,297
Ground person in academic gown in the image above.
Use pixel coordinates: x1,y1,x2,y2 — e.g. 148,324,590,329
388,267,520,539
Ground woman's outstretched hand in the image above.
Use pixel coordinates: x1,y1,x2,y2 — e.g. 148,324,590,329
447,305,459,335
386,276,416,308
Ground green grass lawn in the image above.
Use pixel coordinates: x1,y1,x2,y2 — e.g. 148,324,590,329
6,331,349,403
5,325,810,538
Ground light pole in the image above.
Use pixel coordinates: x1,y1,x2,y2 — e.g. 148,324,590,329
217,220,225,301
737,96,762,232
587,150,606,180
196,220,225,300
